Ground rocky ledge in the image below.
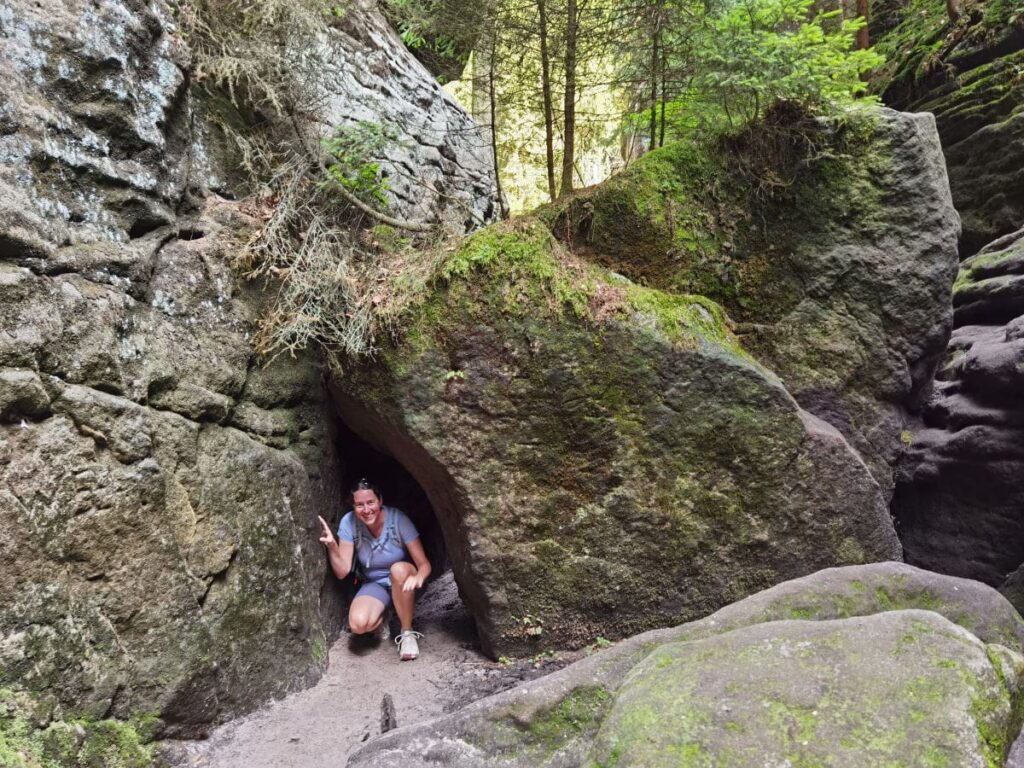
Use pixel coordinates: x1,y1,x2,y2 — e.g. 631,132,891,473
894,226,1024,614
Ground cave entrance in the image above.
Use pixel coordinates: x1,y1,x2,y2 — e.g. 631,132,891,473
334,418,448,576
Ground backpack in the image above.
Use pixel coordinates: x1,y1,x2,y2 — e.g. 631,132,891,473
350,506,405,585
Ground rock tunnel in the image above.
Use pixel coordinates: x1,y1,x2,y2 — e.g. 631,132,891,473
327,386,495,654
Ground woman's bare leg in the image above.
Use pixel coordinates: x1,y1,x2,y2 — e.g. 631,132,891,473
390,561,418,631
348,595,386,634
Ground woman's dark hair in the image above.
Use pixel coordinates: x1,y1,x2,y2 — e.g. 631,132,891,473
348,478,382,505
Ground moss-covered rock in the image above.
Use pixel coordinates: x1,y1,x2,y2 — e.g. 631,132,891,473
333,217,901,656
348,563,1024,768
0,688,156,768
537,107,959,495
871,0,1024,255
592,611,1020,768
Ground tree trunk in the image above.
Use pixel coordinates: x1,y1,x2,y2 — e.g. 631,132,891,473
658,47,667,147
648,14,660,150
559,0,578,199
537,0,557,202
487,25,507,218
855,0,869,49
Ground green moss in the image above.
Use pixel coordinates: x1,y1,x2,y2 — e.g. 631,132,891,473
310,632,327,664
620,283,749,357
764,699,821,746
971,690,1011,768
955,237,1024,294
872,0,1024,107
0,690,154,768
439,220,593,319
973,644,1024,768
527,686,612,750
536,108,891,336
921,745,953,767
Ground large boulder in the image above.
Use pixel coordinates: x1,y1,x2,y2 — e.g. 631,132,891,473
333,218,902,656
348,563,1024,768
872,0,1024,255
894,227,1024,599
0,0,496,739
542,108,959,496
0,201,343,736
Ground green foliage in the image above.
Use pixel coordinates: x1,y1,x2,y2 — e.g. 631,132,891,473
659,0,882,136
321,122,398,207
380,0,485,69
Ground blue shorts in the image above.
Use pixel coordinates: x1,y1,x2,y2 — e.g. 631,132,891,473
355,579,392,608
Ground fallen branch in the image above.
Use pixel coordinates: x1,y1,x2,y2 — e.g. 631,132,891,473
323,170,433,233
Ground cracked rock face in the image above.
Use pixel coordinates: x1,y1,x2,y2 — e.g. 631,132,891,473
875,5,1024,257
894,227,1024,614
0,200,344,735
322,0,499,230
0,0,496,733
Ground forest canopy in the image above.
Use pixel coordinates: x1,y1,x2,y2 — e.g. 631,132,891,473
386,0,882,210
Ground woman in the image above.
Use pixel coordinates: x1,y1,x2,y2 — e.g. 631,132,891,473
318,479,431,660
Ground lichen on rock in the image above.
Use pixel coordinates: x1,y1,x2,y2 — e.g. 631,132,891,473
348,564,1024,768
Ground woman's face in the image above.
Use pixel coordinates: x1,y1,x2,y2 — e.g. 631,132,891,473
353,488,383,528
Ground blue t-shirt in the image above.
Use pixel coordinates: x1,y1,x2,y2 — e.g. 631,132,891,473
337,506,419,585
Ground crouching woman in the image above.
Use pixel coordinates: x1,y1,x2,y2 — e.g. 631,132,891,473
318,479,431,660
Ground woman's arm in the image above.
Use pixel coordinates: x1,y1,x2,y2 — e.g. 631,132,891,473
401,538,432,592
318,515,354,579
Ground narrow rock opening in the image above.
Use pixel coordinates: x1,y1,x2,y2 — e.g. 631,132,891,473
326,385,494,654
333,419,448,579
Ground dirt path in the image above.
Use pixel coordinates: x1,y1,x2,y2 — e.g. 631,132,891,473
162,573,574,768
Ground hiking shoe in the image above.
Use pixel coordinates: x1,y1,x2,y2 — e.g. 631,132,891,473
396,630,423,661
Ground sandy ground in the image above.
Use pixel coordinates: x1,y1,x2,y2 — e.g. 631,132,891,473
160,573,575,768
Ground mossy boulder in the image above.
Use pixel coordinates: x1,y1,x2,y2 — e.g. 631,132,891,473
348,563,1024,768
0,688,157,768
333,218,901,656
0,0,499,739
539,108,959,495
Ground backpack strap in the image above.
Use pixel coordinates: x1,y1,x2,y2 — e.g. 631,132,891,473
351,514,366,584
385,507,404,549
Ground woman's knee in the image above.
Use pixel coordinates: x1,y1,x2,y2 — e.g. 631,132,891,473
390,561,415,580
349,604,382,634
349,615,371,634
